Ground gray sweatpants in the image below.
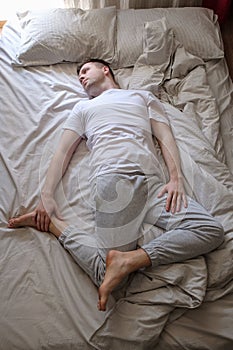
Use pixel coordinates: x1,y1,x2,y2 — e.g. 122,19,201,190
59,174,224,287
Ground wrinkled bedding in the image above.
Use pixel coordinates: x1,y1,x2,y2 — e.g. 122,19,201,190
0,11,233,350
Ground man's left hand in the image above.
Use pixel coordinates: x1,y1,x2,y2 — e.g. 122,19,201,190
157,177,188,213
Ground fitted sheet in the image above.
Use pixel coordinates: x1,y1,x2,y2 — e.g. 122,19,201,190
0,10,233,350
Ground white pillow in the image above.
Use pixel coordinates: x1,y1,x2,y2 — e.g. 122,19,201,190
116,7,224,68
129,17,174,93
12,7,116,66
129,18,203,93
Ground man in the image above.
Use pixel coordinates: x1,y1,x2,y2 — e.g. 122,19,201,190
8,59,224,312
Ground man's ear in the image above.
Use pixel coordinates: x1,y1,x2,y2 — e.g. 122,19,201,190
103,66,110,76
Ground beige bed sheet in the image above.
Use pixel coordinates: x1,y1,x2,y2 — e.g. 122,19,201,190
0,10,233,350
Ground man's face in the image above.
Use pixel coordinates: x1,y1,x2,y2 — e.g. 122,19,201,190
79,62,105,95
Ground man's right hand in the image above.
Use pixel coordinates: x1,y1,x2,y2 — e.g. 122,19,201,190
35,196,61,232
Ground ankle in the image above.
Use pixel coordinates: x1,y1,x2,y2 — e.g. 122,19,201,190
129,248,151,269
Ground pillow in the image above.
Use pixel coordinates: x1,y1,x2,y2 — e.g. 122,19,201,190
12,7,116,66
116,7,224,68
128,17,174,93
129,18,204,94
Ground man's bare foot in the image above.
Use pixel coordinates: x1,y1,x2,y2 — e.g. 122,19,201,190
8,211,67,239
98,248,151,311
8,211,37,229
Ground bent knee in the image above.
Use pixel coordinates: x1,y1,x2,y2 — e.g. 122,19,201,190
208,219,225,250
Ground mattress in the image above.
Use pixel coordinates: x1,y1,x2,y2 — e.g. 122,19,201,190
0,6,233,350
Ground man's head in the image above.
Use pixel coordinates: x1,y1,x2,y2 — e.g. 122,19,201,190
77,59,117,98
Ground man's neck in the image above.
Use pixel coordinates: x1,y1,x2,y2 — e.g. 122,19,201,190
89,81,119,99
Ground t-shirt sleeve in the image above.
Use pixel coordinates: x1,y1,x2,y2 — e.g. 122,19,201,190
63,102,85,137
147,92,170,126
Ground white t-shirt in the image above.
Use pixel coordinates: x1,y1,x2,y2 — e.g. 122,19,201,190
63,89,169,182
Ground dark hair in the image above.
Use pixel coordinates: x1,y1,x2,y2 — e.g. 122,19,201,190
77,58,116,82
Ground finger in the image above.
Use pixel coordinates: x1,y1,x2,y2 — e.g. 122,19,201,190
157,186,167,198
176,194,182,213
36,211,41,231
183,193,188,208
40,214,46,232
166,192,173,212
44,215,51,232
38,212,47,232
171,192,178,214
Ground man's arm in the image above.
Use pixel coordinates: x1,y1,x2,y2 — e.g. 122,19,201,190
36,129,82,231
151,119,187,213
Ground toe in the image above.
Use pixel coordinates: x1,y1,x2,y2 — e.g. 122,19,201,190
8,219,15,228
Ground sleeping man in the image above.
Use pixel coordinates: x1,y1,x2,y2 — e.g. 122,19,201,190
8,59,224,311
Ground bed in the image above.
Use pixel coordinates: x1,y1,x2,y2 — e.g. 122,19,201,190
0,4,233,350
